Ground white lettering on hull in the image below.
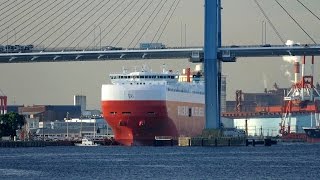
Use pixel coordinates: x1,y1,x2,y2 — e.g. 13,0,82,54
177,106,204,117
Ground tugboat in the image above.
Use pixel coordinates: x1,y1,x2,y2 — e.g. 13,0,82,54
74,138,100,146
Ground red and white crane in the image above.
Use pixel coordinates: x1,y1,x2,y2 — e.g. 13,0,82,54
280,55,320,136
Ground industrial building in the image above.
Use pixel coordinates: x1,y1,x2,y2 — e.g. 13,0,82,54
19,105,81,122
74,95,86,114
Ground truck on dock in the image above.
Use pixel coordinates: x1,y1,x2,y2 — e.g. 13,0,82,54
139,43,166,49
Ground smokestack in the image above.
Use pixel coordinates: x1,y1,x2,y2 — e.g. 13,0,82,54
0,96,3,115
294,61,300,83
187,68,191,82
3,96,7,114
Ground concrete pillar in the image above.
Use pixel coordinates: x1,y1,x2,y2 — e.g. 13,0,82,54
204,0,220,129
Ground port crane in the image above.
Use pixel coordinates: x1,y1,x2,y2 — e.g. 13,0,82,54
280,55,320,138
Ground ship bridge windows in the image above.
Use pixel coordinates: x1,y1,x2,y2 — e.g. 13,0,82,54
111,74,176,80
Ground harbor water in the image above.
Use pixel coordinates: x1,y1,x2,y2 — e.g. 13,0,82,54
0,143,319,179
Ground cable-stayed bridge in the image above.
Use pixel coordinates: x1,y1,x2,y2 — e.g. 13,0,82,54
1,44,320,63
0,0,319,63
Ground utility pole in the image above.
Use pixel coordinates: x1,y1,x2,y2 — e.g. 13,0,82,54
80,116,83,138
98,26,101,50
93,119,96,138
66,112,69,139
180,21,183,47
184,23,187,47
94,25,96,50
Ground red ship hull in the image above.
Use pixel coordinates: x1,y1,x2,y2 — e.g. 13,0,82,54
101,100,204,146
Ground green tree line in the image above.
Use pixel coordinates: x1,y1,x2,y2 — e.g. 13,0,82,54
0,112,25,138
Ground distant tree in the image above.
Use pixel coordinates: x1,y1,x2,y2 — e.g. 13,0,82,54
0,112,25,138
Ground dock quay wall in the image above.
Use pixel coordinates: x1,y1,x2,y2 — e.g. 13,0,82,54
180,137,246,147
0,141,74,148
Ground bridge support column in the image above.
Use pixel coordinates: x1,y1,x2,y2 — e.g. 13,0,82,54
204,0,220,129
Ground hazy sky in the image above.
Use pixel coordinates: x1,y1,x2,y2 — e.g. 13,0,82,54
0,0,319,110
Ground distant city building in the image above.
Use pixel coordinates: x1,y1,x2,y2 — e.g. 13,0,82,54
29,118,112,141
82,110,101,117
74,95,86,114
7,105,23,113
19,105,81,122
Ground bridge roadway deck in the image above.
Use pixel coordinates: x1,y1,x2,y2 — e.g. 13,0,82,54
0,44,320,63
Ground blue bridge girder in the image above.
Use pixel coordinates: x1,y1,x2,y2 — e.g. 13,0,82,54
0,44,320,63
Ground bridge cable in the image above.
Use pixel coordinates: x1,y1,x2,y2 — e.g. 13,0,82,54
1,0,48,39
0,0,12,17
20,0,82,46
97,0,141,48
32,0,91,49
70,0,121,50
51,0,110,50
40,0,95,49
296,0,320,22
0,0,41,39
5,0,59,44
0,0,35,43
253,0,285,44
133,1,168,48
109,0,148,46
0,0,10,9
0,0,22,22
275,0,317,44
128,1,163,48
114,0,154,47
85,0,137,50
63,0,112,49
151,0,173,43
156,0,181,43
12,0,59,42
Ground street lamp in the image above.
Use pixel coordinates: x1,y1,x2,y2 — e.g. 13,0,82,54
13,28,16,45
94,25,96,50
98,25,101,51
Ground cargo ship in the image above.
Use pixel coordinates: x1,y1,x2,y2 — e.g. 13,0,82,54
101,65,205,146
